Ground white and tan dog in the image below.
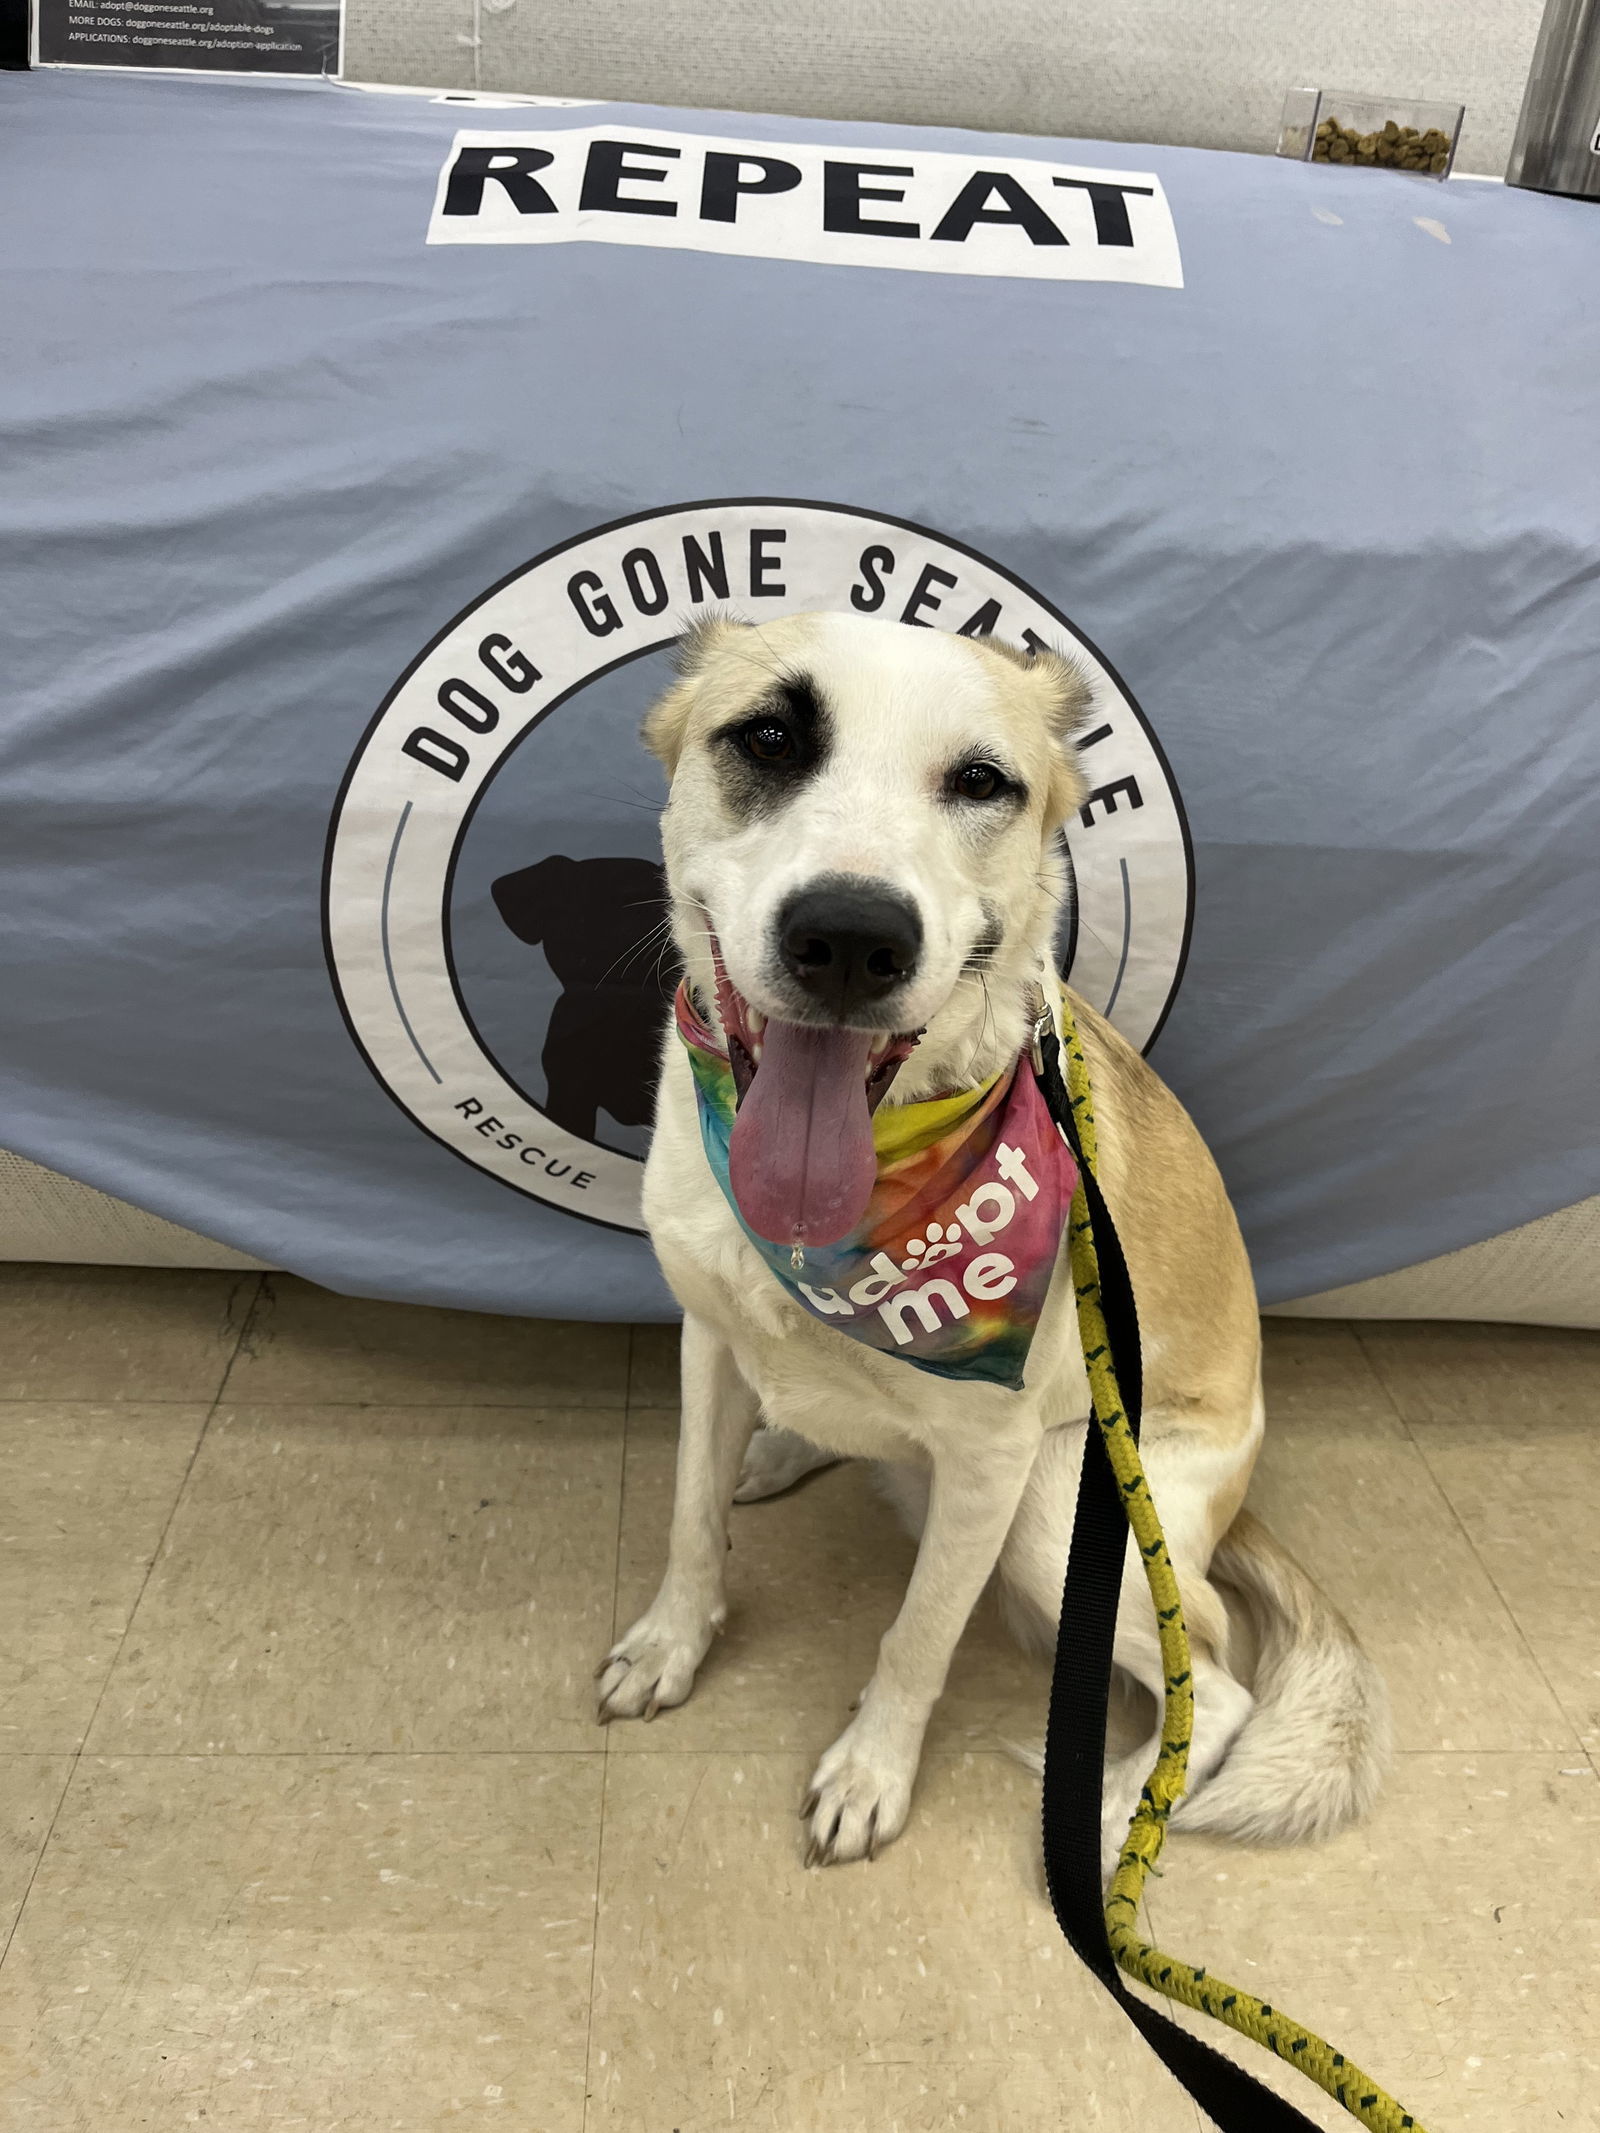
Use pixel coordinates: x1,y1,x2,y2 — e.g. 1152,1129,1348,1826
598,612,1388,1872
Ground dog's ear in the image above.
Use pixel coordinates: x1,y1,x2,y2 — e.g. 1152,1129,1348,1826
981,637,1095,825
491,853,572,945
642,614,747,774
980,635,1095,738
673,611,747,678
641,677,696,777
1028,646,1096,747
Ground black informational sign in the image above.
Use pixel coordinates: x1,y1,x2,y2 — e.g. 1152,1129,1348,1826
35,0,340,73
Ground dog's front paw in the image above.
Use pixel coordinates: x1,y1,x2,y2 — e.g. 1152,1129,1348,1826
800,1714,918,1866
596,1609,715,1724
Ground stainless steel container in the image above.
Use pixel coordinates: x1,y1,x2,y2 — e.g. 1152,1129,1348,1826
1508,0,1600,197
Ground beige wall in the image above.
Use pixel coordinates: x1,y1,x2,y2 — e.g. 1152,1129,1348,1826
342,0,1547,178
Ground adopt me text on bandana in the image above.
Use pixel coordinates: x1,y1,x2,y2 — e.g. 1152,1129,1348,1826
675,985,1079,1389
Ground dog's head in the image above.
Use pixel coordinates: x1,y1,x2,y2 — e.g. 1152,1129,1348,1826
644,612,1091,1247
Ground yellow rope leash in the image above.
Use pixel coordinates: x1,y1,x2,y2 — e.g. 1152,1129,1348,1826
1056,995,1426,2133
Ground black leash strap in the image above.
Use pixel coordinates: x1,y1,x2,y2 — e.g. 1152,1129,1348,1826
1039,1030,1323,2131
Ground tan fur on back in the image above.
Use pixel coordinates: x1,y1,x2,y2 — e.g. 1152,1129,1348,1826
1075,995,1260,1450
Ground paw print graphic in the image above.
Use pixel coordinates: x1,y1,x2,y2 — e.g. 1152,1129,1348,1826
900,1222,963,1273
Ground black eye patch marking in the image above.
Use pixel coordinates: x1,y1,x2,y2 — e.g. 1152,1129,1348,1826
942,755,1026,811
711,676,830,820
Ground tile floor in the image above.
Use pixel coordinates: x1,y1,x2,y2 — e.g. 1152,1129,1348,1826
0,1265,1596,2131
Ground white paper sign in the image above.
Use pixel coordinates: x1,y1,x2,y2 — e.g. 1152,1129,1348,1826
428,125,1183,288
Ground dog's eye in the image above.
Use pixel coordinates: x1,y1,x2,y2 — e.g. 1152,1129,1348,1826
741,720,797,764
949,760,1008,802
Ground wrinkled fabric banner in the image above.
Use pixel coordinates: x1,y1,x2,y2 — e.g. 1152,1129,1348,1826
1,70,1596,1319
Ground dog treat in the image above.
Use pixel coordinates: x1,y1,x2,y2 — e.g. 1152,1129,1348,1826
1313,117,1452,173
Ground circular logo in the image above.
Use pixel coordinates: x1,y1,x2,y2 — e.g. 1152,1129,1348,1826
324,500,1192,1231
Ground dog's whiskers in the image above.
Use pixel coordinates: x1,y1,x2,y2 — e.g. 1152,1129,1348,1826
594,922,677,989
963,972,1000,1081
567,781,669,818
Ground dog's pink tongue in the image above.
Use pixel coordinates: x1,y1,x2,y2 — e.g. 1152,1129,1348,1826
727,1019,877,1248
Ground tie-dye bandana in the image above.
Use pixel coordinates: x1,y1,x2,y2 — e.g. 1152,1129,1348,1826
675,986,1078,1390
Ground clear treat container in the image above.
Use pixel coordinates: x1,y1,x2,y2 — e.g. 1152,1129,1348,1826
1277,89,1466,178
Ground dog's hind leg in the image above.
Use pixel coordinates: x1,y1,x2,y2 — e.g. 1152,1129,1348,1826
802,1427,1039,1866
997,1417,1256,1880
597,1313,758,1723
733,1426,841,1502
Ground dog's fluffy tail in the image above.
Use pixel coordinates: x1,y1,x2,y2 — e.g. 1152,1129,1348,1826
1173,1508,1390,1845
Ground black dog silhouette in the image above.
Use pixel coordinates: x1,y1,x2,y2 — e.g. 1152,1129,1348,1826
490,854,678,1143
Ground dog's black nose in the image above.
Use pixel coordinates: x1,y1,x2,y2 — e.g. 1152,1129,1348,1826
776,879,922,1018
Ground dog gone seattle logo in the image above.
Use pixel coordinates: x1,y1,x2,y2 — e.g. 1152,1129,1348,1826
324,502,1193,1230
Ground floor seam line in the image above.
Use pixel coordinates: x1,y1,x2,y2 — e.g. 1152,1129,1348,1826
0,1753,78,1972
580,1748,611,2133
0,1745,1011,1759
0,1280,261,1970
582,1325,630,2133
215,1271,268,1405
1351,1322,1585,1745
70,1279,259,1761
1347,1322,1422,1445
1406,1428,1583,1751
